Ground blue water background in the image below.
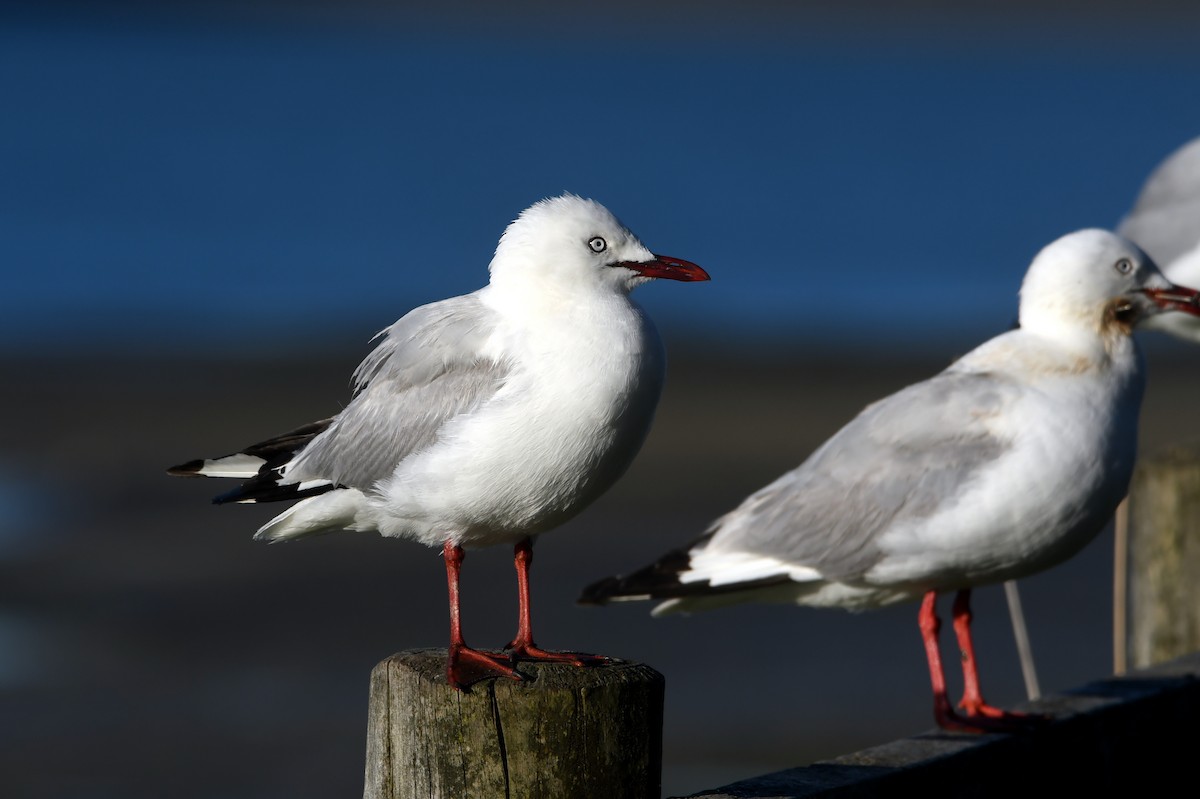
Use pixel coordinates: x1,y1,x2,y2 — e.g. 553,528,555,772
4,3,1199,357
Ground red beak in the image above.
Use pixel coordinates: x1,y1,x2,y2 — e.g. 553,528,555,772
617,254,710,282
1142,284,1200,316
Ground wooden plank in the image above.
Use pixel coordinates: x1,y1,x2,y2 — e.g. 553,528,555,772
677,651,1200,798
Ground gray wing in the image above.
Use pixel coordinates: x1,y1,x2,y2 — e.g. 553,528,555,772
1118,137,1200,266
286,292,510,490
705,369,1015,581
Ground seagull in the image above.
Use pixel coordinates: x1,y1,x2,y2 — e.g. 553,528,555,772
581,229,1200,732
168,194,708,689
1110,137,1200,674
1118,136,1200,342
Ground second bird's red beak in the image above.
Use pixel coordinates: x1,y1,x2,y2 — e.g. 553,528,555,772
1142,284,1200,315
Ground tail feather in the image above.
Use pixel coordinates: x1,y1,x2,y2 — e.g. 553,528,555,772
254,489,367,542
167,418,339,504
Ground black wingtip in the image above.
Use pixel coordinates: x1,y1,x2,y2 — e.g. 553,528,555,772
578,532,793,607
167,418,337,502
577,576,624,606
576,543,697,606
211,478,338,506
212,485,243,505
167,459,204,477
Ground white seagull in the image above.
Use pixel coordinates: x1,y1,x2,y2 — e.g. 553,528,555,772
169,194,708,689
581,229,1200,732
1118,136,1200,342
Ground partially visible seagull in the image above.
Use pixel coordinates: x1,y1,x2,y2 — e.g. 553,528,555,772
1118,136,1200,342
169,194,709,689
581,229,1200,732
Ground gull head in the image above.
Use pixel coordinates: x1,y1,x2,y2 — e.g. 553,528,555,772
488,194,708,295
1018,229,1200,338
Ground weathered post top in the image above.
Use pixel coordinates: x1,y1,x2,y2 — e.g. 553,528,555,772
364,649,665,799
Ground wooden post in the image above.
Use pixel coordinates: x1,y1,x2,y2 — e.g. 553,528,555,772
364,649,665,799
1124,442,1200,670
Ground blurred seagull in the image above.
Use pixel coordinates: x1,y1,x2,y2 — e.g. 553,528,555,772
1111,136,1200,675
169,194,708,689
581,230,1200,732
1118,136,1200,342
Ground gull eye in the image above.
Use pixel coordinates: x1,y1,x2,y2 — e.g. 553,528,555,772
588,236,607,254
1114,257,1134,275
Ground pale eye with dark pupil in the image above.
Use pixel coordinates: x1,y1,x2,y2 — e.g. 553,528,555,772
1114,258,1134,275
588,236,607,253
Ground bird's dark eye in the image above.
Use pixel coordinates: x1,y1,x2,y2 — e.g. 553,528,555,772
588,236,607,254
1114,258,1135,275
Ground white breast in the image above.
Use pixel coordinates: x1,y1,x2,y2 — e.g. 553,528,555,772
375,288,665,547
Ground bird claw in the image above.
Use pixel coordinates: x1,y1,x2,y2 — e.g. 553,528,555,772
962,699,1049,729
447,644,524,690
504,642,613,667
937,702,1050,734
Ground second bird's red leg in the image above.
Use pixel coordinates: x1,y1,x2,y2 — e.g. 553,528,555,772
918,589,1045,732
951,589,1044,730
918,590,968,730
505,536,608,666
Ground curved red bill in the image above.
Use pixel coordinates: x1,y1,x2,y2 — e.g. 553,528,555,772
1143,285,1200,316
618,254,710,282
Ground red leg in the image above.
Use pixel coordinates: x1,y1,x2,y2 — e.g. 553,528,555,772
918,589,1046,732
505,537,609,666
443,541,521,690
952,589,1000,717
951,589,1045,730
919,590,966,730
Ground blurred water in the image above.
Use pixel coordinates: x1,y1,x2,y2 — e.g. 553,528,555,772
3,3,1199,356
